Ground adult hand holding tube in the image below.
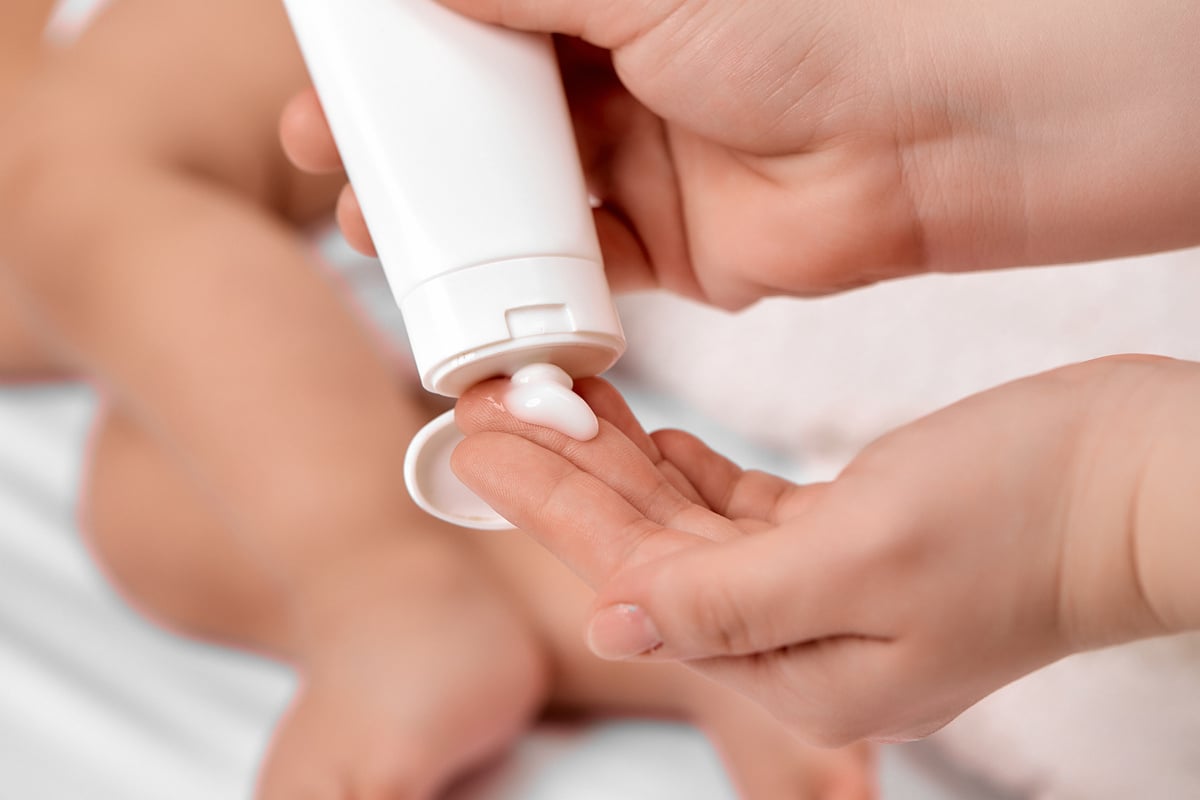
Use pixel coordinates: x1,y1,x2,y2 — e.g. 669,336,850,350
282,0,1200,309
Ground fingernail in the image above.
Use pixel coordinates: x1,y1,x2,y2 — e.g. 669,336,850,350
587,604,663,660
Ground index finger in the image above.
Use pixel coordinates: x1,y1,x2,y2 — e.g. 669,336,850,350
452,429,703,584
456,377,718,526
452,377,736,584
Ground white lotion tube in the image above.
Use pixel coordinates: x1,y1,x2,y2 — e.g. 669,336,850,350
282,0,625,397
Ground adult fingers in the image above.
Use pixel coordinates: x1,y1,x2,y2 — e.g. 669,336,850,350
553,36,698,299
653,428,821,524
279,88,342,174
280,90,378,255
584,526,910,746
593,204,658,293
452,429,704,586
587,508,884,662
574,379,706,505
454,378,730,539
334,185,377,257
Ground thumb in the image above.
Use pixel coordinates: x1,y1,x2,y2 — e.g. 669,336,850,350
435,0,683,49
585,517,856,662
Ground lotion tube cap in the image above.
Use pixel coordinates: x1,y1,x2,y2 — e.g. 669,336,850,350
404,409,514,530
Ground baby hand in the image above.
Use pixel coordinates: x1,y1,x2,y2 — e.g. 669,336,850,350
449,357,1195,744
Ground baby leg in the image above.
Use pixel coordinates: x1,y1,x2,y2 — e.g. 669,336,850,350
0,292,69,380
0,0,410,595
0,0,73,379
0,2,547,794
82,400,548,800
85,397,870,800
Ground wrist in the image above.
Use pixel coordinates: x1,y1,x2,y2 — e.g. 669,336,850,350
1058,356,1200,651
901,7,1200,273
1128,360,1200,635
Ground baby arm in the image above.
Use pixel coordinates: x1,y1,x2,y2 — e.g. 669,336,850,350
450,356,1200,744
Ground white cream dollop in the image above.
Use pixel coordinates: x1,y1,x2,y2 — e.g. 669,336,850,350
504,363,599,441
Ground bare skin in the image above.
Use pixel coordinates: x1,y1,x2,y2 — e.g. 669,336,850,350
278,0,1200,747
451,358,1200,746
284,0,1200,309
83,411,872,798
0,0,62,378
0,0,56,78
0,1,871,797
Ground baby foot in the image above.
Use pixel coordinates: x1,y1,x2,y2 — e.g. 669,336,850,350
256,536,548,800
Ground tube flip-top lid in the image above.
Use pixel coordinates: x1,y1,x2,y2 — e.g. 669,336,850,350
404,409,513,530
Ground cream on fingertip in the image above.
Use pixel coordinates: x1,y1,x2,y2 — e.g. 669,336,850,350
504,364,599,441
